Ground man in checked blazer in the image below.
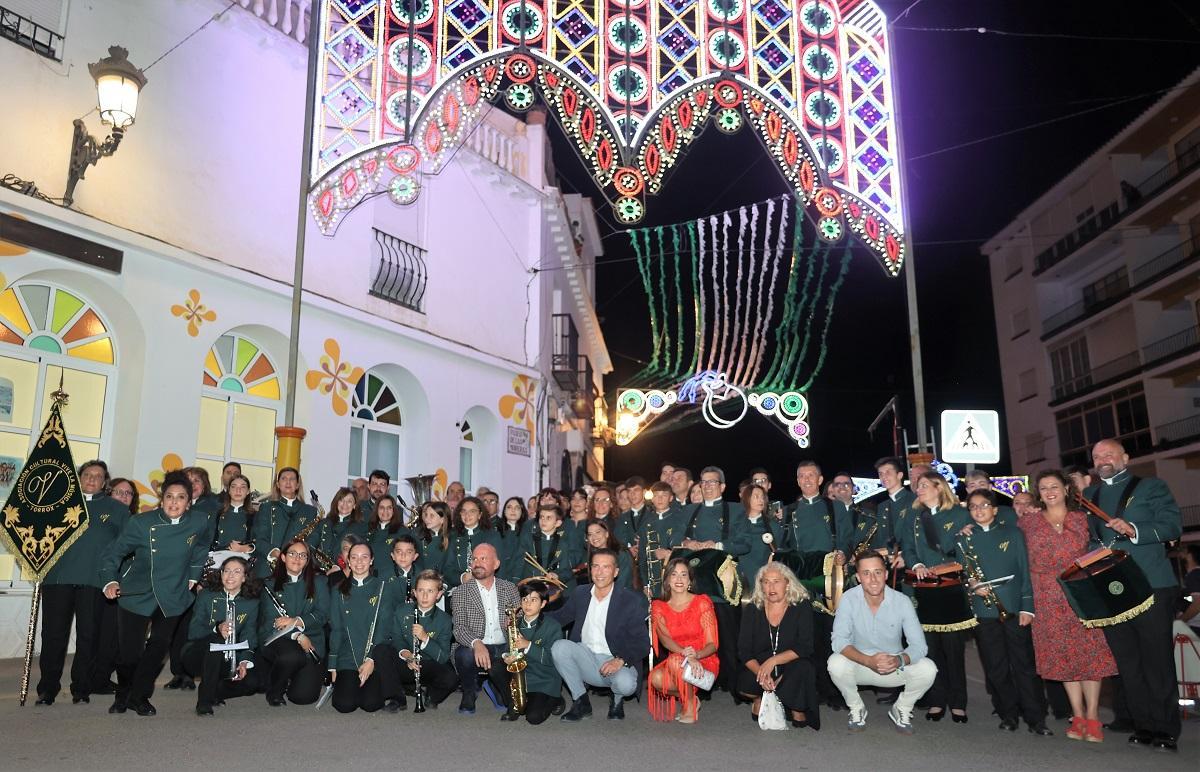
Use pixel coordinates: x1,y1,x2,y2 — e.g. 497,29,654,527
451,543,519,714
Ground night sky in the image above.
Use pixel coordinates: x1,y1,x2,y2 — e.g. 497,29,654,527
541,0,1200,500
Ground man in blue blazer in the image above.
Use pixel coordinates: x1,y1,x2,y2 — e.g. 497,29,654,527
550,548,650,721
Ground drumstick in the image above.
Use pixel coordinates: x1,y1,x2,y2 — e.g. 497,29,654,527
1071,491,1113,523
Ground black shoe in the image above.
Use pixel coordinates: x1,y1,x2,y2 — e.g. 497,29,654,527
1128,730,1154,747
560,695,593,722
1150,734,1178,753
71,694,90,704
91,681,117,695
1104,719,1135,733
999,718,1018,731
608,698,625,720
457,697,476,715
163,675,186,690
551,698,565,716
1027,723,1053,736
951,712,968,724
500,709,521,721
383,698,407,713
196,703,214,716
132,699,156,717
179,678,196,691
108,700,127,714
34,695,54,706
876,689,900,706
926,709,945,722
266,695,286,707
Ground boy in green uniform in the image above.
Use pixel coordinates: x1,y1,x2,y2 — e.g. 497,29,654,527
490,580,564,724
961,490,1049,735
613,476,648,547
638,482,680,598
518,505,579,599
386,535,420,594
36,460,131,705
392,570,458,710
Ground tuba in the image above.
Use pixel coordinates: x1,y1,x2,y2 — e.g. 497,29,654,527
398,474,438,527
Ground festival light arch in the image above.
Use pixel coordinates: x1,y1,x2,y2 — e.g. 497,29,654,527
308,0,908,275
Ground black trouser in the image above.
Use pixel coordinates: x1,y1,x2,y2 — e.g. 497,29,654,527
168,607,194,678
712,601,740,692
89,596,120,693
1044,679,1071,718
925,629,968,711
181,636,261,707
1101,587,1181,737
453,642,506,706
399,657,459,707
261,638,324,705
332,644,400,713
115,606,185,705
813,610,837,703
975,617,1046,726
37,584,103,699
486,662,560,725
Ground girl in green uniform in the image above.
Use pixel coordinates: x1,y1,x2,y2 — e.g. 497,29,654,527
260,538,329,706
443,497,500,589
320,488,369,569
183,556,262,715
328,540,401,713
368,495,409,559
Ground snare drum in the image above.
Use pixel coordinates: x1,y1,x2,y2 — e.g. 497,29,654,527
1058,549,1154,628
908,575,978,633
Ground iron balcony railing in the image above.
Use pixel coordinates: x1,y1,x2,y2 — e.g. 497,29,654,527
1042,268,1129,336
552,313,581,392
1130,239,1200,286
1181,505,1200,530
0,5,63,60
1034,149,1200,275
1157,413,1200,446
369,229,427,312
1050,350,1141,402
1143,325,1200,366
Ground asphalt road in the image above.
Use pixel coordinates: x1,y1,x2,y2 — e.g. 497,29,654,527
1,648,1193,772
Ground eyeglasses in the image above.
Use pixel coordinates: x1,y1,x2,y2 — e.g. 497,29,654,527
700,479,721,486
967,503,994,512
832,481,853,488
285,551,308,559
751,478,769,485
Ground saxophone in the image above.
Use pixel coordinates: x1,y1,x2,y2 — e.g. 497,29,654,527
957,533,1010,622
504,606,527,714
853,511,881,558
291,491,335,573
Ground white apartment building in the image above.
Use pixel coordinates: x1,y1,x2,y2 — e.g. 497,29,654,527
982,68,1199,535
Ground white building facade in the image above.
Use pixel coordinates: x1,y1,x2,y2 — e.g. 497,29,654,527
0,0,610,650
982,69,1200,536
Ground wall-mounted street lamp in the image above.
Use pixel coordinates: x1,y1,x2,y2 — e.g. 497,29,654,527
63,46,147,206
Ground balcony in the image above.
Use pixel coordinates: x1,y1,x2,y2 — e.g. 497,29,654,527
1143,325,1200,366
1033,149,1200,276
0,4,62,60
552,313,581,392
369,229,427,312
1183,504,1200,532
1157,413,1200,448
1041,267,1129,338
1050,350,1141,403
1130,238,1200,287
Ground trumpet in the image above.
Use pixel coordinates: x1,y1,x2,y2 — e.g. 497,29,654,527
223,595,238,672
504,606,527,714
957,533,1010,622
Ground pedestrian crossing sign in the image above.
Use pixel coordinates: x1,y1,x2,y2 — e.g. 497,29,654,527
940,410,1000,464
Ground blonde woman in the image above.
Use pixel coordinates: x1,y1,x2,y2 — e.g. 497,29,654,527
738,562,820,729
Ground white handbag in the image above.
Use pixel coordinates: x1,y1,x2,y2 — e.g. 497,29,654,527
682,659,715,691
758,689,789,731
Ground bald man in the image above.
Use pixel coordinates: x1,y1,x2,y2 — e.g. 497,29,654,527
451,543,519,714
1084,439,1181,752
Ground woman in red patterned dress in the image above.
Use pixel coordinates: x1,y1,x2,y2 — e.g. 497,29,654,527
1019,470,1117,743
648,558,719,723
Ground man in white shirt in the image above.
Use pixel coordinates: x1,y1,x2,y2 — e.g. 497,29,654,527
550,549,650,721
451,544,518,714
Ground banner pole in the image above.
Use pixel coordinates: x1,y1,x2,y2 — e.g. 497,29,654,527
19,581,41,706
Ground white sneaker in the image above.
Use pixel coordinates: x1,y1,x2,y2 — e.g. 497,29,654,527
847,706,868,732
889,705,914,734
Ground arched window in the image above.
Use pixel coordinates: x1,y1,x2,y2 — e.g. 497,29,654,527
195,332,281,492
458,418,473,491
346,368,402,493
0,281,116,464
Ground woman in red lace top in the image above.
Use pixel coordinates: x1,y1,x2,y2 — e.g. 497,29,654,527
648,558,719,723
1019,470,1117,743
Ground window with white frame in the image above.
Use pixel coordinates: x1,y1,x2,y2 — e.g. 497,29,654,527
195,332,281,493
346,369,402,495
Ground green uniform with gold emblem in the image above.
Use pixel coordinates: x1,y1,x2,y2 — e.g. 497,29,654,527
369,523,410,562
850,502,890,553
393,602,458,707
319,516,369,562
782,497,854,556
208,504,251,550
442,527,501,588
636,509,680,597
99,509,209,618
259,576,330,659
251,498,319,578
614,506,650,548
328,574,402,713
258,574,329,705
488,611,564,723
739,513,783,589
185,588,261,708
519,527,579,596
417,531,448,575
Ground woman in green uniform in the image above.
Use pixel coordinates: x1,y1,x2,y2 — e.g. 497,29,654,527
495,496,528,582
368,495,408,559
443,497,500,589
183,556,262,715
100,472,210,716
416,502,450,575
328,541,401,713
252,468,319,579
260,537,329,706
320,487,369,569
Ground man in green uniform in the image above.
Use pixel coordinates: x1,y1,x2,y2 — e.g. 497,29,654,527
1085,438,1181,752
36,460,131,705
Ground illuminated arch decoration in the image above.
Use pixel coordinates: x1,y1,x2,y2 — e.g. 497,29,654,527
203,333,281,400
308,0,906,275
0,283,115,364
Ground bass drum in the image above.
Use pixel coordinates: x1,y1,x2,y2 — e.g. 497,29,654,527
670,548,743,604
909,576,977,633
772,550,844,614
1059,549,1154,628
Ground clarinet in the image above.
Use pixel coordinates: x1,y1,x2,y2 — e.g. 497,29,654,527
223,595,238,672
263,586,319,662
411,610,426,713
